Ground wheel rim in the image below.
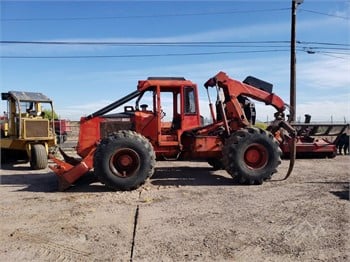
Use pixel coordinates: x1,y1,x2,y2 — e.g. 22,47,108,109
244,143,268,169
109,148,140,178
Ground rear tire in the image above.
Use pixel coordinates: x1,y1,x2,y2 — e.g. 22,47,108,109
30,144,48,170
94,130,156,191
223,127,282,185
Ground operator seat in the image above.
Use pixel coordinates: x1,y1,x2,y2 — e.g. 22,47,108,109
140,104,148,111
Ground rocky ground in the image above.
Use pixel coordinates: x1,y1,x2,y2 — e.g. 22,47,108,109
0,156,349,261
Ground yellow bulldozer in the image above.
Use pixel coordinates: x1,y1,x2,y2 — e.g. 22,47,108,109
0,91,56,169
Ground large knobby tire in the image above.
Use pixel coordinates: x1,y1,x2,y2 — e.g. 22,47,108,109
223,127,282,185
94,130,156,191
30,144,48,170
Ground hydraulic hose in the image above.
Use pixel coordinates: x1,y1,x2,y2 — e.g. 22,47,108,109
268,119,296,182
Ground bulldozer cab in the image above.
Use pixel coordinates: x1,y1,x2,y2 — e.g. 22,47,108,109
134,77,201,150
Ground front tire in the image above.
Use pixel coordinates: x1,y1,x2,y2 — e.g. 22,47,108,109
94,131,156,191
30,144,48,170
223,127,282,185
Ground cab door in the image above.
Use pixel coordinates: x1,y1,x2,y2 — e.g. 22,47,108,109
159,88,181,146
181,86,201,131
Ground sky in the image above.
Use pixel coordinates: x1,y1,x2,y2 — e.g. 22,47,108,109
0,0,349,123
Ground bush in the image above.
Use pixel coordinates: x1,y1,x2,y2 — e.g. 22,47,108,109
254,122,267,130
42,109,59,120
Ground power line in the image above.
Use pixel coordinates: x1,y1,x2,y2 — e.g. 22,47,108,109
1,39,348,59
299,49,350,60
313,50,350,56
299,8,349,20
1,48,348,60
0,49,291,59
2,7,347,22
1,40,348,48
313,53,349,60
303,47,350,51
1,8,290,22
297,41,350,47
0,40,291,46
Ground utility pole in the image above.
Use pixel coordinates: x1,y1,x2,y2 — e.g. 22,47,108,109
290,0,303,122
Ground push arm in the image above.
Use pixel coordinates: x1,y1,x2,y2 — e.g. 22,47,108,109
86,90,140,120
205,71,286,112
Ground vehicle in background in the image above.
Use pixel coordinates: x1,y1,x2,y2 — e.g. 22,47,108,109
0,91,56,169
278,114,348,158
54,119,71,144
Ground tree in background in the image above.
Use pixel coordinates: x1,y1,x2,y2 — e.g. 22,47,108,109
42,109,59,120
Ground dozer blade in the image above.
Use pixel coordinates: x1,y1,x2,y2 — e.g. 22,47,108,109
57,175,73,192
49,152,91,191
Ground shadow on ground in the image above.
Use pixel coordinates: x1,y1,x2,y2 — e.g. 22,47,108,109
1,163,237,193
151,166,235,187
0,163,109,193
0,161,32,171
0,173,58,193
306,181,349,201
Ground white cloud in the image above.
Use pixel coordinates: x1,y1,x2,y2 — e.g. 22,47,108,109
296,100,349,122
56,100,112,119
298,57,350,89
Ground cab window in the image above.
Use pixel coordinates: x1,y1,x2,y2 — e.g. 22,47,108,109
184,87,196,114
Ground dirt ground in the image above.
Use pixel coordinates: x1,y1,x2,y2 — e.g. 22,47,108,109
0,156,349,262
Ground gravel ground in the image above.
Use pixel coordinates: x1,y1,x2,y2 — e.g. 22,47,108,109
0,156,349,261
